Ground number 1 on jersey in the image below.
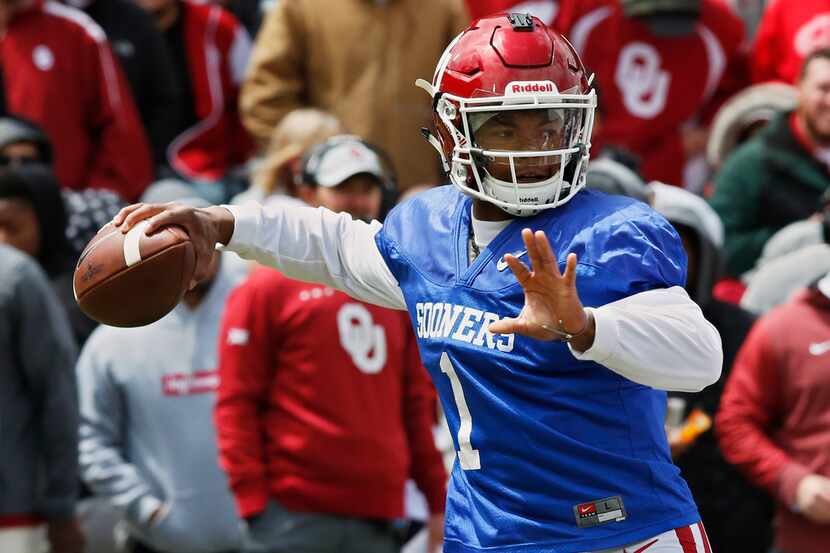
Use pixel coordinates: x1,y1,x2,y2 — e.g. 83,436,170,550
440,352,481,470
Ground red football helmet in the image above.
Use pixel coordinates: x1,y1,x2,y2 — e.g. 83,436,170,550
417,13,596,216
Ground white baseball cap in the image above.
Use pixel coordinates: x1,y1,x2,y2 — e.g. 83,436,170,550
304,136,387,188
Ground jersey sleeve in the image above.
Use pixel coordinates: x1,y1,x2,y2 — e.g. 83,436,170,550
580,209,688,302
373,210,409,290
222,202,406,310
372,197,447,304
570,206,722,392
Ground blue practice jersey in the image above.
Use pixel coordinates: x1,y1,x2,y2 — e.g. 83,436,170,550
374,186,700,553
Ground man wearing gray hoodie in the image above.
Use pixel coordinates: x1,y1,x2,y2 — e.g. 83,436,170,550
77,192,247,553
0,243,83,553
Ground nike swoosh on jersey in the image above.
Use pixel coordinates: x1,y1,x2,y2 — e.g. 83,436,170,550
497,250,527,271
624,538,659,553
578,505,593,514
809,340,830,356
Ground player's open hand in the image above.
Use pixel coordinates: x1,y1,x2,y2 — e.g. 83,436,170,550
488,229,594,350
112,202,235,289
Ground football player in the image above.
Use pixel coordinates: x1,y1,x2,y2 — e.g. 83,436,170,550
114,14,722,553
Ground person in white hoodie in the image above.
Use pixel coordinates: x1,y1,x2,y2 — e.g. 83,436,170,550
77,187,247,553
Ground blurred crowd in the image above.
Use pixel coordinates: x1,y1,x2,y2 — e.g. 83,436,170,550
2,0,830,553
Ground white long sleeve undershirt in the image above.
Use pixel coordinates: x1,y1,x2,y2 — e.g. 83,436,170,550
222,201,722,393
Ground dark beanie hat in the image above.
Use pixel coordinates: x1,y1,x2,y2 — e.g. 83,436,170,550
0,116,52,163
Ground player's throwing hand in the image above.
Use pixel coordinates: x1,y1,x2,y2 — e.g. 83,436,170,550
488,228,595,350
112,202,234,290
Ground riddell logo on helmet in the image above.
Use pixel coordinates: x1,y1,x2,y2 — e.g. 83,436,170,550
506,81,558,95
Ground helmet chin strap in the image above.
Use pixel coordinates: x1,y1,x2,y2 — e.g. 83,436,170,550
481,170,569,217
473,151,571,216
448,158,578,217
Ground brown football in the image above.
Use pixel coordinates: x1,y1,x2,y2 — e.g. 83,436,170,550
73,221,196,327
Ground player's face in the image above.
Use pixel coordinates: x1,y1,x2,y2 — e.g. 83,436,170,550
799,58,830,144
315,174,382,222
0,197,40,258
471,109,573,183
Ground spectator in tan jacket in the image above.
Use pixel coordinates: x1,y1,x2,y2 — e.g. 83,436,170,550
240,0,469,192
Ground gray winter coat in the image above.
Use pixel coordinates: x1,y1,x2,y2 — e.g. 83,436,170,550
0,244,79,519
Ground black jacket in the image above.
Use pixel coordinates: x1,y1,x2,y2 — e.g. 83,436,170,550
83,0,182,168
673,301,773,553
655,181,774,553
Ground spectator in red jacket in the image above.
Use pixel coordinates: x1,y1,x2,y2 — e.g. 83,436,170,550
554,0,747,187
215,136,447,553
137,0,254,201
0,0,153,201
717,278,830,553
752,0,830,84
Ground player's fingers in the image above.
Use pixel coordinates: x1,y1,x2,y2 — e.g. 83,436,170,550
562,253,578,287
522,228,544,271
489,317,555,340
112,203,145,226
535,230,562,277
147,210,209,286
488,316,525,335
120,204,168,233
504,254,531,285
142,206,192,236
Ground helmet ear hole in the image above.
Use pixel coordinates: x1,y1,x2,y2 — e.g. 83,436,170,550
440,99,458,120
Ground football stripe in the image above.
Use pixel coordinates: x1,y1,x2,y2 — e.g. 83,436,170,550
123,220,150,267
